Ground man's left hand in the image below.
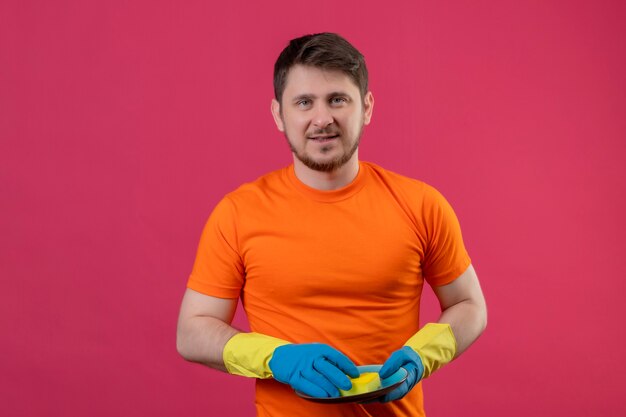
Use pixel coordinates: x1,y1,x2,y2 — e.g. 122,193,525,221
376,346,424,402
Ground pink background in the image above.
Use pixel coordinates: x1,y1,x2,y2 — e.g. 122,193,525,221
2,1,625,416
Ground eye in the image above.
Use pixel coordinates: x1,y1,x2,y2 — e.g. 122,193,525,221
296,99,311,108
330,97,347,105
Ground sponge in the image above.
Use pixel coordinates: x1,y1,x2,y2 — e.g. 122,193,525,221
339,372,381,396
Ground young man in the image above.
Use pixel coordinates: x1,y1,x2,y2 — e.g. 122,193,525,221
177,33,487,417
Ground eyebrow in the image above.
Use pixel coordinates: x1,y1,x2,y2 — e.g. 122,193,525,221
291,91,352,102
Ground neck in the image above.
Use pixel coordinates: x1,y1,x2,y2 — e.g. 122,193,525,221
292,152,360,191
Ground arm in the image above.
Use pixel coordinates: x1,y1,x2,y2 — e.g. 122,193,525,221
176,288,359,397
176,288,239,372
433,264,487,358
377,264,486,402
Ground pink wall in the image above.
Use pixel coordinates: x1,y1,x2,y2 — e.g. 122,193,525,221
2,1,625,416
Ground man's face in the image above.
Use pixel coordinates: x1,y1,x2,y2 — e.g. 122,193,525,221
271,65,374,172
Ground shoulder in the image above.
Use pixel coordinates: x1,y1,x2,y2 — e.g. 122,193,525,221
204,167,289,227
361,161,442,202
223,166,290,203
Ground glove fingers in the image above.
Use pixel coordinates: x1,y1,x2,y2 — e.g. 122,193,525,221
322,348,359,378
314,357,354,391
293,375,333,398
268,343,360,398
379,349,408,379
380,381,410,402
378,361,421,403
299,368,339,397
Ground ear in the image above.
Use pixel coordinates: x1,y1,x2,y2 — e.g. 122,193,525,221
362,91,374,125
271,99,285,132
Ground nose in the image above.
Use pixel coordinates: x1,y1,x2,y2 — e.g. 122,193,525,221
312,103,334,129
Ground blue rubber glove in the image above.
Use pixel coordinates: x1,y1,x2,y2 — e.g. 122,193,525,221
377,346,425,402
268,343,359,398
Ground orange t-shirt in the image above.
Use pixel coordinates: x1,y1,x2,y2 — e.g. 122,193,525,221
188,161,471,417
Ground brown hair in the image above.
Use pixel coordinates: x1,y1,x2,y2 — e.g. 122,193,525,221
273,33,368,103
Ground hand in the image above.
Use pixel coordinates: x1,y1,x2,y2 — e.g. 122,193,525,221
376,346,424,402
268,343,359,398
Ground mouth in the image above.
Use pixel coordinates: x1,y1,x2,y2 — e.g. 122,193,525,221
308,134,340,142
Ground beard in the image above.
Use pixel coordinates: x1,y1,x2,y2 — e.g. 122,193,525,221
285,125,363,173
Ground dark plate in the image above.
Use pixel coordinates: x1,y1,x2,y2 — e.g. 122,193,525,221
296,365,408,404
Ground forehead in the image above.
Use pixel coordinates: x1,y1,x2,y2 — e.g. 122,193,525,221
283,65,359,98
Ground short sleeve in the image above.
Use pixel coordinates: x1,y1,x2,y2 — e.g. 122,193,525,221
187,196,245,298
421,185,471,287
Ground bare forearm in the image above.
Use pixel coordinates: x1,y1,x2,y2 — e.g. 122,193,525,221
176,315,239,371
438,299,487,357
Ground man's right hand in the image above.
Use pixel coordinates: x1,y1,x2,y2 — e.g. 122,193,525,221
269,343,359,398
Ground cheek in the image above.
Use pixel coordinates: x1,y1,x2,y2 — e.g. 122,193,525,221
282,123,304,142
284,115,309,133
344,114,361,133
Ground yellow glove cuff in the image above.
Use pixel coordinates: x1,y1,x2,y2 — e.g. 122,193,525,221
404,323,457,379
222,332,290,379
